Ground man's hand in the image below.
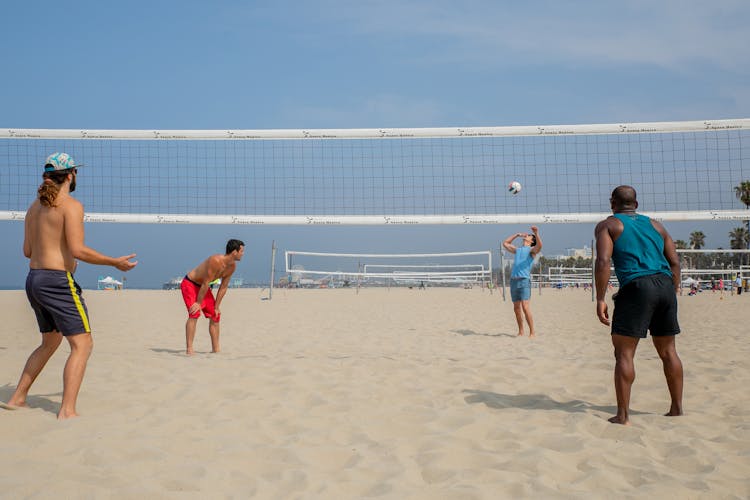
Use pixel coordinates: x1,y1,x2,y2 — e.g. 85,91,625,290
596,299,610,326
188,302,201,315
114,254,138,272
530,225,539,233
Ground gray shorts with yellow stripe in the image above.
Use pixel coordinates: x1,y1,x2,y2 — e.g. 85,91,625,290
25,269,91,336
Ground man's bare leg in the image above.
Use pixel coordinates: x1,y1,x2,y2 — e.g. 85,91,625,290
58,333,93,420
610,334,639,425
209,320,220,353
5,331,63,408
521,300,535,338
652,335,683,417
185,317,198,355
513,302,525,336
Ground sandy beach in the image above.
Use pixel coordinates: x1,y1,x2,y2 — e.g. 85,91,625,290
0,287,748,499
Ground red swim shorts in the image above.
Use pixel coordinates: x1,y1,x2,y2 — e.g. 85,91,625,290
180,276,220,322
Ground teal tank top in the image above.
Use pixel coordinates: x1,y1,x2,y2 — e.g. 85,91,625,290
612,213,672,286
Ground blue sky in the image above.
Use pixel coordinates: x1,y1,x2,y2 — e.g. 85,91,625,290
1,1,749,288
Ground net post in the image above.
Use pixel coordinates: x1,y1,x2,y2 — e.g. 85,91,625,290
538,270,542,296
488,250,493,295
269,240,276,300
357,260,361,294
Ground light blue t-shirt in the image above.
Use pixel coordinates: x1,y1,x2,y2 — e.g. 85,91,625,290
511,246,534,279
612,213,672,286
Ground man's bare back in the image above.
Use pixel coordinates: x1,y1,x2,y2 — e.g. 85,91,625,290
25,193,136,273
5,154,137,420
186,254,237,285
25,196,80,272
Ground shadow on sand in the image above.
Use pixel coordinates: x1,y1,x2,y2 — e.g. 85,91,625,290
463,389,648,416
451,329,518,339
150,347,189,356
0,384,60,416
451,328,518,338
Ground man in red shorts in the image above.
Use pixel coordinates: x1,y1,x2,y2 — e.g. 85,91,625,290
181,239,244,355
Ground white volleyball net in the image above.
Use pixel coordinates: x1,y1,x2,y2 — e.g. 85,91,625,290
1,119,749,224
283,250,492,287
544,266,594,287
677,249,750,291
535,249,750,292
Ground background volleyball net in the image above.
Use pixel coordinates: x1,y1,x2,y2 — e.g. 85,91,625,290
1,119,748,224
284,250,492,287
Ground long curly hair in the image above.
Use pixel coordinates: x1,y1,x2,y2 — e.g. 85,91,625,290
38,170,71,207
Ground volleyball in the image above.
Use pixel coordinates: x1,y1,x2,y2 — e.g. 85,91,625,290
508,181,522,194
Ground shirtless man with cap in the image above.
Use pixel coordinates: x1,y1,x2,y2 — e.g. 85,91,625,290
2,153,137,419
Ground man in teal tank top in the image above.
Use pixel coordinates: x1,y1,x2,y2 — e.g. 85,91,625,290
594,185,683,425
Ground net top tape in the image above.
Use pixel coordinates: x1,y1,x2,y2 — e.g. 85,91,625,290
3,119,749,140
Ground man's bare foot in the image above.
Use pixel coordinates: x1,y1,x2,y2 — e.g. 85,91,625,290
186,349,194,356
517,331,524,337
1,401,27,410
529,332,536,338
665,409,683,417
57,410,79,420
608,415,630,425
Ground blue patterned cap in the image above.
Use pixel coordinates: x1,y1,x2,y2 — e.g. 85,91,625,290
44,152,82,172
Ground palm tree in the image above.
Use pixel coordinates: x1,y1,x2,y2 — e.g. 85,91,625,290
689,230,705,250
735,180,750,208
735,180,750,250
729,226,750,266
729,227,750,249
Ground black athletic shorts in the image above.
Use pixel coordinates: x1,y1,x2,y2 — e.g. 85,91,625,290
25,269,91,336
611,273,680,338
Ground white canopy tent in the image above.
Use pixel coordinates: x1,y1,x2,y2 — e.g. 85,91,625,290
97,276,123,290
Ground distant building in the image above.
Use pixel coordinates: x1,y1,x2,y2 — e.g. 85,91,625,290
565,245,592,258
548,245,593,261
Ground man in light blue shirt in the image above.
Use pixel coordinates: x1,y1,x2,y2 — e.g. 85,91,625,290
503,226,542,337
